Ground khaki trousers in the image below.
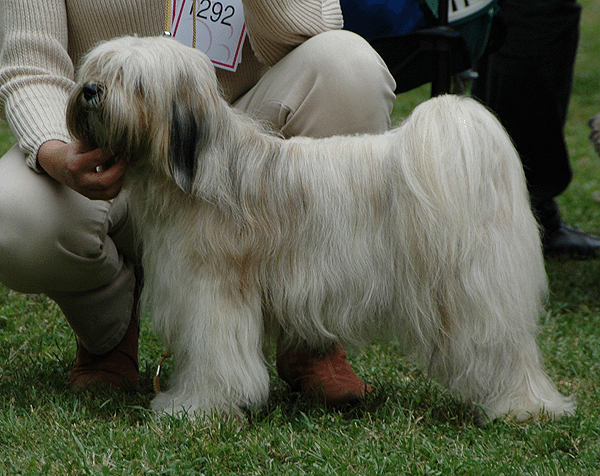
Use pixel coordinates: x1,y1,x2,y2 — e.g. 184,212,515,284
0,30,395,353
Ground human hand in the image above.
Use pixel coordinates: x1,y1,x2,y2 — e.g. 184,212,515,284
589,113,600,157
37,140,128,200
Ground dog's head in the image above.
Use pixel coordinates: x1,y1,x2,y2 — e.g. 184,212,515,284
67,35,222,193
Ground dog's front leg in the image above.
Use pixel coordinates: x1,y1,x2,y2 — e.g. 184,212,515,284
149,271,269,419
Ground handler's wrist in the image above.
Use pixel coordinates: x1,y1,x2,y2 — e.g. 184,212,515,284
37,140,68,174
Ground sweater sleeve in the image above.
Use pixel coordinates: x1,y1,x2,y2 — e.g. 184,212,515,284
0,0,74,171
242,0,343,67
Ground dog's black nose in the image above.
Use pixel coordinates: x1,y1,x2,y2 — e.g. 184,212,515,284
82,83,103,102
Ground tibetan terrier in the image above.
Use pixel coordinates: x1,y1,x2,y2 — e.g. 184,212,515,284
67,35,574,422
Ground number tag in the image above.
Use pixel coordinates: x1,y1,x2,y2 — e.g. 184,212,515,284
168,0,246,72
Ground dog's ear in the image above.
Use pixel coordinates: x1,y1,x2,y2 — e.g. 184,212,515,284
169,100,200,194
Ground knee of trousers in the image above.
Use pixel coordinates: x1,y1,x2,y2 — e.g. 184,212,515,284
0,198,122,294
267,30,396,137
0,147,124,294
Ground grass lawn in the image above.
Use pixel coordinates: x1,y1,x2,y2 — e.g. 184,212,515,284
1,2,600,474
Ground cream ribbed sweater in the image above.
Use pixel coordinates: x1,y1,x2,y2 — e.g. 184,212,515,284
0,0,343,170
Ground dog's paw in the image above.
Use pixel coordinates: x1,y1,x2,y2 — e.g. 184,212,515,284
150,391,246,421
150,392,192,417
474,392,576,425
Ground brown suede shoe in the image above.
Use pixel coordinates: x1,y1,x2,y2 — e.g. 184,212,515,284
68,315,139,391
276,344,371,406
68,267,142,391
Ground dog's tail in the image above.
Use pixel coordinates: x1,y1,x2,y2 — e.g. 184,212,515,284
393,95,573,420
393,95,545,337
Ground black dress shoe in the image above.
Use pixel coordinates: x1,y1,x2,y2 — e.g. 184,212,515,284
543,222,600,258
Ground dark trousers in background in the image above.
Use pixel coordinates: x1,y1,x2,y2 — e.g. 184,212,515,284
473,0,582,232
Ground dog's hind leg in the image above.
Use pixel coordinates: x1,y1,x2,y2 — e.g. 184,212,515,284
425,313,576,423
149,273,269,418
395,95,575,422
